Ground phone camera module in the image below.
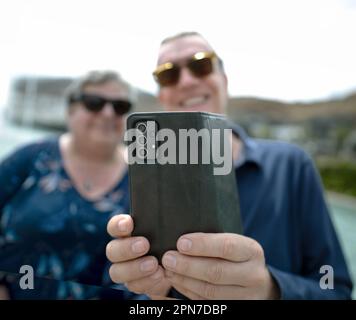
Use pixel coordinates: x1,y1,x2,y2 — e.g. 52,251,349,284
136,122,147,134
138,147,147,158
138,135,147,145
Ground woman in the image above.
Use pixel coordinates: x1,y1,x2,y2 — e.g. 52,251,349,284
0,71,144,299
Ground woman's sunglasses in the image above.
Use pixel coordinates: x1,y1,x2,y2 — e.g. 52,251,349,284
69,93,132,116
153,51,218,87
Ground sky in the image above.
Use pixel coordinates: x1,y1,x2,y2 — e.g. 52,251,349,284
0,0,356,107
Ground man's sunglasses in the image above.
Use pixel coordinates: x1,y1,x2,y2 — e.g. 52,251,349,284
153,51,218,87
69,93,132,116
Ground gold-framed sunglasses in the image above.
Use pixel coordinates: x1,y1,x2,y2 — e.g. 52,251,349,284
153,51,218,87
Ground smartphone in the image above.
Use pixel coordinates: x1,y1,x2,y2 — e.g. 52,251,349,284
126,111,242,261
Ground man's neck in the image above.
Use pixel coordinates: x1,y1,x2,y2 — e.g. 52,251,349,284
232,134,243,163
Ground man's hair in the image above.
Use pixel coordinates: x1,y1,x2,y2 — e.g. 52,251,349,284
160,31,225,73
65,70,135,105
160,31,206,45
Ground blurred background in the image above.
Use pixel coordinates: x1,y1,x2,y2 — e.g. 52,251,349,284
0,0,355,298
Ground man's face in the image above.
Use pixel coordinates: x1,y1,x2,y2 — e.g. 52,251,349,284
157,35,228,114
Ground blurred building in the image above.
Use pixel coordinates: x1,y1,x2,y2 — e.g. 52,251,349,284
6,77,70,130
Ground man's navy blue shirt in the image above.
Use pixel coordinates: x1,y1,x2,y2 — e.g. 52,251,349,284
232,124,353,299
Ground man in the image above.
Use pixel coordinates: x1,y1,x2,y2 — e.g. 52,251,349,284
106,32,353,299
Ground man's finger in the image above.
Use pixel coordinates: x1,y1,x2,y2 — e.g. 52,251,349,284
176,233,263,262
106,236,150,263
107,214,133,238
109,256,159,283
166,271,248,300
126,266,170,297
162,251,258,286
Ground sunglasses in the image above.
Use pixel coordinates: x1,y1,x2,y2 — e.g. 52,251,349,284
69,93,132,116
153,51,218,87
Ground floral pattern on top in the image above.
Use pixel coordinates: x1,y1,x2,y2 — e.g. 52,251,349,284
0,137,145,300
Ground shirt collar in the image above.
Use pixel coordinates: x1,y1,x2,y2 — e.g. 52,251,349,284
227,121,263,169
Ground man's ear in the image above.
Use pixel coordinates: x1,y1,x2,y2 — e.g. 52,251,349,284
223,73,228,92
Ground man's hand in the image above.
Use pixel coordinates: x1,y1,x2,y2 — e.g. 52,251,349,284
106,214,171,299
162,233,280,300
0,285,10,300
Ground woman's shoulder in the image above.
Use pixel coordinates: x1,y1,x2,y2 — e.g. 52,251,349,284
2,136,61,165
0,136,61,191
24,136,57,148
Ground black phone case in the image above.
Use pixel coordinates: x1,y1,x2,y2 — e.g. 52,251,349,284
127,112,242,261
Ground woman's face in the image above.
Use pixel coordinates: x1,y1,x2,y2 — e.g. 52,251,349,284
68,80,129,148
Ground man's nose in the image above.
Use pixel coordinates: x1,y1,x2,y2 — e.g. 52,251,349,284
177,67,200,88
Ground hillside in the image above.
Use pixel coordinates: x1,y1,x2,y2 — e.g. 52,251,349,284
227,92,356,124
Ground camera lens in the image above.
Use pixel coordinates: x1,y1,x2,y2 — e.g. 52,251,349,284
136,122,147,133
138,135,147,145
138,147,147,158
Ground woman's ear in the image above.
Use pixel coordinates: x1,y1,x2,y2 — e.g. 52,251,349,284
66,104,76,131
222,72,228,92
67,103,75,116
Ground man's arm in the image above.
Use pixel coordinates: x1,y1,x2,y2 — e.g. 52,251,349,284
267,155,353,299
